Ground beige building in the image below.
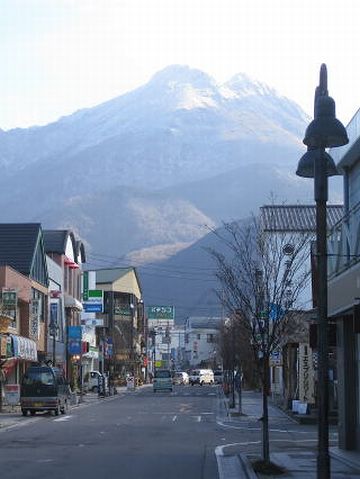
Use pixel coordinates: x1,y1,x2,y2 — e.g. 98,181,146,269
94,268,145,383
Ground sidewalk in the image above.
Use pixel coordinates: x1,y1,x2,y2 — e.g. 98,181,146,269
217,389,360,478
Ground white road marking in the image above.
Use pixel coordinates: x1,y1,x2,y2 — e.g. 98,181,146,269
172,415,177,422
54,416,72,422
36,459,54,463
191,415,202,422
216,418,337,436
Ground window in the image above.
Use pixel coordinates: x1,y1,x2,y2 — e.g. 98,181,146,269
197,333,201,340
154,370,171,378
207,334,215,343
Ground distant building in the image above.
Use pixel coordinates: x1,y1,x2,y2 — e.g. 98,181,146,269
146,305,175,371
184,316,222,368
94,267,144,381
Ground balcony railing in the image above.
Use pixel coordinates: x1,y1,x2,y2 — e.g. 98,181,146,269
328,200,360,278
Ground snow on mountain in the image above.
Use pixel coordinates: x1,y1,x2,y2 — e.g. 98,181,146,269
0,64,319,267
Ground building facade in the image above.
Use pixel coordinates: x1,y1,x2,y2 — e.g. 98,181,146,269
328,109,360,451
184,317,221,368
0,223,49,405
94,268,144,383
260,205,343,410
43,230,85,388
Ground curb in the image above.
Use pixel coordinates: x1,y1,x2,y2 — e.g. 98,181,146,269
239,453,259,479
330,447,360,470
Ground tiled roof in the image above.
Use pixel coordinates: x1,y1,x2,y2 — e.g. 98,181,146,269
260,205,344,232
95,267,134,284
0,223,41,275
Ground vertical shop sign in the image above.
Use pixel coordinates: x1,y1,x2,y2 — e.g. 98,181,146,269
83,271,89,301
68,326,82,355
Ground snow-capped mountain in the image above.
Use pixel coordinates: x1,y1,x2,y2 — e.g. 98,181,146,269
0,65,322,271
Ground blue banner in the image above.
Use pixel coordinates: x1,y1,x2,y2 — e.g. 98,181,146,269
68,326,82,355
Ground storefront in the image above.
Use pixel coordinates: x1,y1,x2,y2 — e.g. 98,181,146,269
1,334,38,388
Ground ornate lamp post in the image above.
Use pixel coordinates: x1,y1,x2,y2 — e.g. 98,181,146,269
296,64,348,478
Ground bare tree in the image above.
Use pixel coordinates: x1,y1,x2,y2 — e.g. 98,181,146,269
208,216,311,466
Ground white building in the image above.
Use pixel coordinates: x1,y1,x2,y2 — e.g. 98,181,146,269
184,317,222,368
260,205,343,407
328,109,360,452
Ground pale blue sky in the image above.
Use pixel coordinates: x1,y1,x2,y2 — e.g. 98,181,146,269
1,0,359,130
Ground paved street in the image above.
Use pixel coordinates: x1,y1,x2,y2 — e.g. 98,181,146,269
1,386,360,479
0,384,223,479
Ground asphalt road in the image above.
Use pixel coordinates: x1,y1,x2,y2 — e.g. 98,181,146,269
0,386,339,479
0,384,227,479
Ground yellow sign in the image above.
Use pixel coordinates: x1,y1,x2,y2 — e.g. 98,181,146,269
155,360,162,368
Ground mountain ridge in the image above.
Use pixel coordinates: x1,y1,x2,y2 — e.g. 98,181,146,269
0,64,327,282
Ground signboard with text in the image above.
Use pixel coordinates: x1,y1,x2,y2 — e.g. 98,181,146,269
68,326,82,355
147,305,175,321
4,384,20,405
83,289,103,313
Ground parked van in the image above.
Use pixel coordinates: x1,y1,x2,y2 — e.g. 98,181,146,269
20,365,69,416
189,369,214,385
84,370,103,393
153,369,173,392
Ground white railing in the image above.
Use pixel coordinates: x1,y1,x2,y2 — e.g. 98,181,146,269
328,200,360,278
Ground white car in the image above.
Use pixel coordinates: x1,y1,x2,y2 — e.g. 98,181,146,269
176,371,189,385
189,369,214,385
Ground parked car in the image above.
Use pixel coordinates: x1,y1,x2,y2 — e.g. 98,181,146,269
20,365,70,416
153,369,173,392
213,370,224,384
84,370,103,393
189,369,214,386
172,371,189,385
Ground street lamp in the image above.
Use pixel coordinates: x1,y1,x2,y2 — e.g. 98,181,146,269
296,64,348,479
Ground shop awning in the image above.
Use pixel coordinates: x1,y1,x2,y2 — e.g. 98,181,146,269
11,335,38,361
64,294,83,311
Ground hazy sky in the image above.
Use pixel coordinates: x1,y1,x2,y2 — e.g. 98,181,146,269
1,0,359,130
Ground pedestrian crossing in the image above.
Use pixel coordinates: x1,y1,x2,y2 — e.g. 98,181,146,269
156,412,214,423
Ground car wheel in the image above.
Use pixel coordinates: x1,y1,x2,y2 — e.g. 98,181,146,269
92,386,98,394
30,410,36,416
21,409,28,416
54,404,60,416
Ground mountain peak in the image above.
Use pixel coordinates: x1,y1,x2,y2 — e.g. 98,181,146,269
149,64,217,89
225,72,276,97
